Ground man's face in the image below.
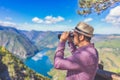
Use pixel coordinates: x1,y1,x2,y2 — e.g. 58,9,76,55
73,31,80,46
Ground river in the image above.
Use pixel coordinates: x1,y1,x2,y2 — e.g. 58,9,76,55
24,49,53,77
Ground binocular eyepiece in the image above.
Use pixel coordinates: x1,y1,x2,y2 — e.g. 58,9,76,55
58,32,74,39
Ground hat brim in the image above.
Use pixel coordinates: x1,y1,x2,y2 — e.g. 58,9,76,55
73,29,93,37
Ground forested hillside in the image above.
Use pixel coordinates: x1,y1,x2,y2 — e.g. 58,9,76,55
0,46,50,80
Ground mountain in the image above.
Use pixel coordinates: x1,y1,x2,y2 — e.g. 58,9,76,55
0,26,38,60
20,30,120,72
0,46,50,80
1,26,119,79
18,30,120,73
92,34,120,43
20,30,62,50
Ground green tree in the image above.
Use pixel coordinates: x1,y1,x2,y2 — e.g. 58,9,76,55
77,0,120,15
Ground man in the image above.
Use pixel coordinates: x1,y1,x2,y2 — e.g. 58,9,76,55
54,22,99,80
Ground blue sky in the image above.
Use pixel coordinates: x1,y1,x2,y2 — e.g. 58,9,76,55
0,0,120,34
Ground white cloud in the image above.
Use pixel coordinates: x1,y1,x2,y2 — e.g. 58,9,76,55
32,17,43,23
0,20,17,27
94,26,120,34
83,18,93,22
109,6,120,16
32,16,64,24
18,22,73,31
105,6,120,26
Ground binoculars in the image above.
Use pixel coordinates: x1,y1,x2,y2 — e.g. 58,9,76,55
58,32,74,39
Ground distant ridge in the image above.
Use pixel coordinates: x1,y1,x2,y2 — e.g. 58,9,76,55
20,30,61,49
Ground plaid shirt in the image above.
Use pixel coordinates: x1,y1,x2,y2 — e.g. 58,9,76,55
54,42,98,80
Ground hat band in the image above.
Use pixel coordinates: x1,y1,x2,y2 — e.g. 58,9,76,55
75,27,92,35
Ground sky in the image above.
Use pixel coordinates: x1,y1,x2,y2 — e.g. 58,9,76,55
0,0,120,34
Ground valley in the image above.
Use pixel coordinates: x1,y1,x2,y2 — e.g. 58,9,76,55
0,26,120,80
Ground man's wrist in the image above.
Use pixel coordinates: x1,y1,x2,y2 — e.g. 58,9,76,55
58,41,66,48
60,39,66,43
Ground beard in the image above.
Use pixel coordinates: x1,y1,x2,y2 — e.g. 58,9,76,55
73,41,79,46
73,39,81,47
74,42,77,46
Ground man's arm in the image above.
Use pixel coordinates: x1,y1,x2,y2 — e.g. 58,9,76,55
54,42,83,70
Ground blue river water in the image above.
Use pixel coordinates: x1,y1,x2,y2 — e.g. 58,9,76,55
24,49,53,77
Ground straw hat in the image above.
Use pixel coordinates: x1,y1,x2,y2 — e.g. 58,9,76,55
74,22,94,37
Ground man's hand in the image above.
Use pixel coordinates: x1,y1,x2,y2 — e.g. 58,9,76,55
60,32,69,42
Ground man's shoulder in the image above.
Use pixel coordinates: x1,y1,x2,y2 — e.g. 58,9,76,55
75,45,98,56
